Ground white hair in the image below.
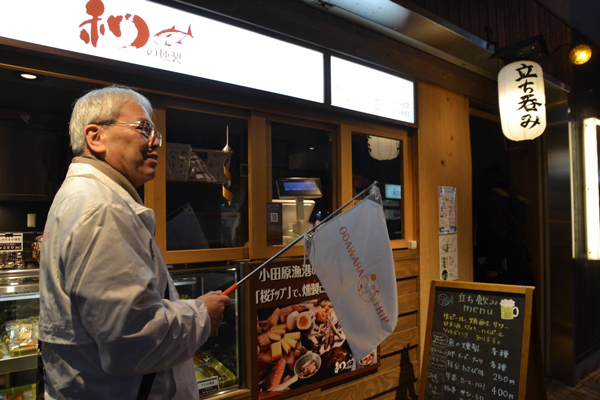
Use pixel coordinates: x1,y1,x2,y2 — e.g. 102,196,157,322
69,85,153,155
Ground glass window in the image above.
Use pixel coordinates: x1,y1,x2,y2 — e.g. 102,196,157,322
269,122,333,245
170,264,241,392
352,133,403,240
165,108,248,250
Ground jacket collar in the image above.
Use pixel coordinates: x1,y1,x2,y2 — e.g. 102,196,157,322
72,155,144,205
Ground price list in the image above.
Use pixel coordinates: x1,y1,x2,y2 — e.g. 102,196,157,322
423,287,526,400
0,233,23,252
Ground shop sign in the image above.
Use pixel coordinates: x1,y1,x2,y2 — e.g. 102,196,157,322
497,61,546,141
0,0,324,103
250,260,378,400
331,56,415,123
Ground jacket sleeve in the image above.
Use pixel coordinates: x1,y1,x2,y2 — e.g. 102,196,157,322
62,201,212,376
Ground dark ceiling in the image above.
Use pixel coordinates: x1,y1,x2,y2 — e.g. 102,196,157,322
542,0,600,47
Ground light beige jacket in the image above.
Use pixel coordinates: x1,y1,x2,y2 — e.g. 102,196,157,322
39,158,210,399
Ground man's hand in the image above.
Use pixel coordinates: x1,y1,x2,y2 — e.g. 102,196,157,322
197,291,232,332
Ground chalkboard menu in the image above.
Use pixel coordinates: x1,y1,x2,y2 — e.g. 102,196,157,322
420,281,535,400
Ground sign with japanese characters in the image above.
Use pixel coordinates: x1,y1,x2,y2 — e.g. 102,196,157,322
0,0,323,103
438,186,457,234
0,233,23,253
249,259,379,400
498,61,547,141
420,281,535,400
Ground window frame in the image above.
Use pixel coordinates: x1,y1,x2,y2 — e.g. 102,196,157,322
340,124,414,250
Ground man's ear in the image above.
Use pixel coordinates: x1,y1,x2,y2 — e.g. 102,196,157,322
84,124,106,156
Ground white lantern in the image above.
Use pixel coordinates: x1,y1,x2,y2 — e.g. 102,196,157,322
367,136,399,160
497,61,547,141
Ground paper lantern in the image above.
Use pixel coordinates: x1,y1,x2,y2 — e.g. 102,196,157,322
497,61,546,141
367,136,399,160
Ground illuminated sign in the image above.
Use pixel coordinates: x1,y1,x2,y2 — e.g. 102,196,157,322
385,184,401,200
0,0,324,102
1,1,419,123
497,61,546,141
331,56,415,123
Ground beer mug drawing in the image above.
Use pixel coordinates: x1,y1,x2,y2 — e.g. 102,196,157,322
500,299,519,320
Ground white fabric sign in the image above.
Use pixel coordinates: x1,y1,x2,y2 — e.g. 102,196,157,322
307,187,397,360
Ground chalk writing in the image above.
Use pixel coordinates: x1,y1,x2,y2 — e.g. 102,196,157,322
424,288,525,399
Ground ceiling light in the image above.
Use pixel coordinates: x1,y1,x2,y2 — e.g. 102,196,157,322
11,71,45,82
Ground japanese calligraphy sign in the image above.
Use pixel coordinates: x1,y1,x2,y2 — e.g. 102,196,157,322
420,281,538,400
0,233,23,253
498,61,547,141
249,259,379,400
0,0,323,102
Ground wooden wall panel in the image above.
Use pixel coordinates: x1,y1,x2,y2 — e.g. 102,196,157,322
417,82,473,363
395,259,418,279
316,355,420,400
380,327,419,355
395,312,418,333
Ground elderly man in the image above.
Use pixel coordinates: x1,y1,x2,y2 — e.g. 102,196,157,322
39,85,230,399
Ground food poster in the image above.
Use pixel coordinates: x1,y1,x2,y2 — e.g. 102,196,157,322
249,260,379,400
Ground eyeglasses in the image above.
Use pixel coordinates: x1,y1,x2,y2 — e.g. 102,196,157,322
97,120,162,147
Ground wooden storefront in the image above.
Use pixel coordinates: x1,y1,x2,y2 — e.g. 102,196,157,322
0,0,500,398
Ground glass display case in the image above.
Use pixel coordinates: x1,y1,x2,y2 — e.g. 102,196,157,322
170,264,244,397
0,268,40,398
0,244,246,399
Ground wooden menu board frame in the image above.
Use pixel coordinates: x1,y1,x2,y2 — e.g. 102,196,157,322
419,280,540,400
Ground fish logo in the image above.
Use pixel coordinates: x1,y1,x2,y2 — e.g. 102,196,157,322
437,293,453,307
358,273,380,303
153,25,193,46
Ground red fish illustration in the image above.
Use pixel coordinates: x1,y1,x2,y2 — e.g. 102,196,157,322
153,25,193,46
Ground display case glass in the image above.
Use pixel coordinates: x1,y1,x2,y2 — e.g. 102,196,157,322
0,262,245,399
0,269,40,397
170,264,244,397
165,108,249,251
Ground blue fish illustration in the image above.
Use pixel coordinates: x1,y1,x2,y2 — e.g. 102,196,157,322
437,293,453,306
153,25,193,46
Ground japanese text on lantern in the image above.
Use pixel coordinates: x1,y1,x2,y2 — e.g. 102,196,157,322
514,63,542,130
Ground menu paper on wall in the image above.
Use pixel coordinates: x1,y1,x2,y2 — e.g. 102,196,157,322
438,186,457,234
439,234,458,281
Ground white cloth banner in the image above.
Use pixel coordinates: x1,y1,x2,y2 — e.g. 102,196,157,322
307,187,397,360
